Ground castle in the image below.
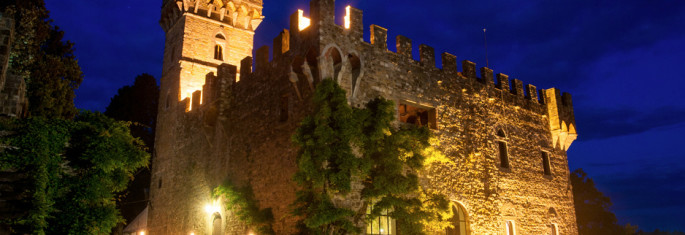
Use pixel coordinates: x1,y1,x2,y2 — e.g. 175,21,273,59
148,0,579,234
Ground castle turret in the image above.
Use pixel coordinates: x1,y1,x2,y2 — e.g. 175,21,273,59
545,88,578,150
159,0,263,110
149,0,263,234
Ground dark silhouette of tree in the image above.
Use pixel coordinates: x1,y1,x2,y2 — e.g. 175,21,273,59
104,73,159,228
571,169,631,235
105,73,159,148
1,0,84,119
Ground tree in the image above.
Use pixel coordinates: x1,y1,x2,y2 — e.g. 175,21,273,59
1,0,83,119
571,169,631,235
105,73,159,149
291,79,450,234
0,112,149,234
104,73,159,227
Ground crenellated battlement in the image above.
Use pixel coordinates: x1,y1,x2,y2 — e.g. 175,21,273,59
175,0,578,152
160,0,263,33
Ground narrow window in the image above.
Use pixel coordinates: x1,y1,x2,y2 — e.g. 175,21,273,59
505,221,515,235
498,141,509,168
398,103,437,129
214,45,223,61
280,95,289,122
158,179,162,189
551,223,559,235
366,203,395,235
542,152,552,175
165,93,171,110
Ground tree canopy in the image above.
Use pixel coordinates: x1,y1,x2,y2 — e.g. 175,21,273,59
0,112,149,234
1,0,83,119
291,79,450,234
571,169,633,235
104,73,159,227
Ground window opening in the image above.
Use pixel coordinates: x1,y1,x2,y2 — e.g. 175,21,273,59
366,203,395,235
215,34,226,40
497,129,506,138
398,103,437,129
542,151,551,175
505,221,515,235
280,95,289,122
446,204,470,235
498,141,509,168
214,45,223,61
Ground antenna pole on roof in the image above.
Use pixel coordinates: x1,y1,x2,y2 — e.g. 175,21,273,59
483,28,489,68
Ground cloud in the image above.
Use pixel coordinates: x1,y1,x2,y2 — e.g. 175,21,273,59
590,161,685,231
575,106,685,140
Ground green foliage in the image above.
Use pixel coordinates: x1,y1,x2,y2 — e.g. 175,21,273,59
291,79,450,234
104,73,159,225
0,112,150,234
1,0,84,119
571,169,632,235
214,180,275,235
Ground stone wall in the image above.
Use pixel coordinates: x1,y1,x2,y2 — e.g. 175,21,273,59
149,0,579,234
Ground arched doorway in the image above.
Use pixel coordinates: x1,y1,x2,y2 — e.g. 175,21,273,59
211,212,222,235
446,204,470,235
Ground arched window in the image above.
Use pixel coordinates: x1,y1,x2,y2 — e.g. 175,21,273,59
211,213,221,235
216,34,226,40
366,203,395,234
496,129,509,168
446,204,470,235
214,45,223,61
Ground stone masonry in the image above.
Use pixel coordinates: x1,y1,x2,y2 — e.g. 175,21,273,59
148,0,579,234
0,12,26,118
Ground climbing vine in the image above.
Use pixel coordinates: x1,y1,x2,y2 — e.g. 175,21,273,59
291,79,452,234
213,180,275,235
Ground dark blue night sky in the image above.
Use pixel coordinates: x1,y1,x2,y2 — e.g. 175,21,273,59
43,0,685,231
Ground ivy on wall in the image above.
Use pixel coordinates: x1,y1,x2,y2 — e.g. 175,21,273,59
291,79,453,234
213,180,275,235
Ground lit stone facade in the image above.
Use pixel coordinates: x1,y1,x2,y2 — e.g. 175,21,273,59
149,0,579,234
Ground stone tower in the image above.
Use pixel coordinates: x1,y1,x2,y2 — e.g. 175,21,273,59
149,0,263,234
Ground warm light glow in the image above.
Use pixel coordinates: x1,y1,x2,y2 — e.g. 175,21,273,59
204,203,221,214
298,10,311,30
190,233,195,235
344,6,351,29
204,199,222,215
139,231,145,235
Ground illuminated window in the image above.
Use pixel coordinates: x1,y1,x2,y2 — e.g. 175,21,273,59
542,151,551,175
505,220,515,235
366,203,395,235
398,103,437,129
446,204,470,235
551,223,559,235
214,45,223,61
